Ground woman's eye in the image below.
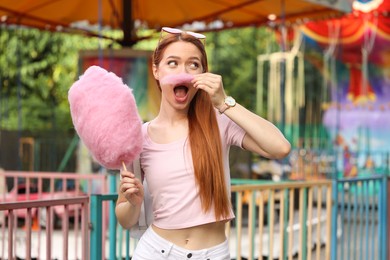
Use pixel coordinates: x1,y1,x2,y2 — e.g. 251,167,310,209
168,60,177,67
189,62,200,70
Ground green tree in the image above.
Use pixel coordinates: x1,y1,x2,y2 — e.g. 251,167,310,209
0,26,112,131
0,26,278,132
0,26,281,171
207,27,278,111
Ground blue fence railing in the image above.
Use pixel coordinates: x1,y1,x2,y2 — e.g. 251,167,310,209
89,175,389,260
331,175,388,260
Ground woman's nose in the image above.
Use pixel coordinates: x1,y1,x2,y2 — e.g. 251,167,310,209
181,65,189,74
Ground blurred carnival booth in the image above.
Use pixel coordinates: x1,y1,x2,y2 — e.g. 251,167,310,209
255,0,390,181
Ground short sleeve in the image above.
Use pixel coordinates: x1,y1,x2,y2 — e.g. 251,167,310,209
217,112,246,148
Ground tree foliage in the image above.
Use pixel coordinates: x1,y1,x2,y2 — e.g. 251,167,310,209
0,26,278,132
0,26,112,131
207,27,278,111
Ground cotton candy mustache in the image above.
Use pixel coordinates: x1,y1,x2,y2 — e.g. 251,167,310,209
159,73,194,86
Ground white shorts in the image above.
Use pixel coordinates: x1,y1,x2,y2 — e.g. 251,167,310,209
132,226,231,260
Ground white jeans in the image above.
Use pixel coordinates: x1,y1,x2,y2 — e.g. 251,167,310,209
132,226,231,260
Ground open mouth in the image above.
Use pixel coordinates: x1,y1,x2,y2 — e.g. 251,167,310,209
174,85,189,98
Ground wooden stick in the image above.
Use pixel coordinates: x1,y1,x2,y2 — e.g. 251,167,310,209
122,161,127,171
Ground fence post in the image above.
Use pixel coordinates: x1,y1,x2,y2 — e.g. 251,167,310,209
108,172,118,260
90,193,119,259
331,180,338,260
384,176,390,259
301,187,308,260
90,195,103,260
380,175,388,260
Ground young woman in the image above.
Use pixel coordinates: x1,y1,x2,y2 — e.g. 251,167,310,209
115,27,291,260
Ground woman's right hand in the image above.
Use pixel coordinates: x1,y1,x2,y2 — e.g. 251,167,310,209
119,170,144,207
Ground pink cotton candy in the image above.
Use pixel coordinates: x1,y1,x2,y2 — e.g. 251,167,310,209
68,65,143,170
159,73,194,86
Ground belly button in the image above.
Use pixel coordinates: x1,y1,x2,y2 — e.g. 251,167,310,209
185,239,189,244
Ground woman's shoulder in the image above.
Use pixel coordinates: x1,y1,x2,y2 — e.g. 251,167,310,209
141,122,151,140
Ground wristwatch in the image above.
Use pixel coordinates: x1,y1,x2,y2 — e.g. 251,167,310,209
218,96,236,114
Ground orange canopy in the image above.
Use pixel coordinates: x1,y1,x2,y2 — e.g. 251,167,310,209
0,0,351,44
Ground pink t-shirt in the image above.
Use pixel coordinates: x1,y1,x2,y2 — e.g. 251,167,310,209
140,111,246,229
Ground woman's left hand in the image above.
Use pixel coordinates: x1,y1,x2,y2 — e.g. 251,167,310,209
192,73,226,110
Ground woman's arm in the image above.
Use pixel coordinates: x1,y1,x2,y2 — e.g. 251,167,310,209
222,103,291,159
115,170,144,229
192,72,291,159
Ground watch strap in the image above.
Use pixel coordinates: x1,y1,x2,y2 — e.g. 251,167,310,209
218,104,230,114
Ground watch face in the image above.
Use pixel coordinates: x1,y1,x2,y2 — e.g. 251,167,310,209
225,96,236,106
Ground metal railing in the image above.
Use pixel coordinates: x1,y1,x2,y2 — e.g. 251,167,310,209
0,175,388,260
0,170,108,259
229,179,333,260
88,179,334,260
89,194,142,260
0,171,108,197
0,196,89,260
331,175,387,260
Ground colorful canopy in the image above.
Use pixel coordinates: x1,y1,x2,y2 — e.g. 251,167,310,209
301,0,390,104
302,0,390,64
300,0,390,153
0,0,351,43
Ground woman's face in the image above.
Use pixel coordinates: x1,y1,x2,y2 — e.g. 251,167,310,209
153,41,203,110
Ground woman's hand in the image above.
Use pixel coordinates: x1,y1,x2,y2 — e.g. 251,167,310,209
119,170,144,207
192,73,226,110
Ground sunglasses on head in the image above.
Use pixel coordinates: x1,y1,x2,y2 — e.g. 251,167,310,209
160,27,206,44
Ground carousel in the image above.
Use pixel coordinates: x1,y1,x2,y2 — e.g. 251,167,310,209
256,0,390,180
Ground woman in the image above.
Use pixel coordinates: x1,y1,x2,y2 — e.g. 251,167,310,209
115,27,291,260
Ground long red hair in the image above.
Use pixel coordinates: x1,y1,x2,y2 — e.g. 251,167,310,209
152,34,230,220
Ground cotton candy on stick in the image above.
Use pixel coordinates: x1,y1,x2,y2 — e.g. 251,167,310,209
68,65,142,170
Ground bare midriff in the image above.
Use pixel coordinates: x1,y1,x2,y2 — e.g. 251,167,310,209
152,221,227,250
